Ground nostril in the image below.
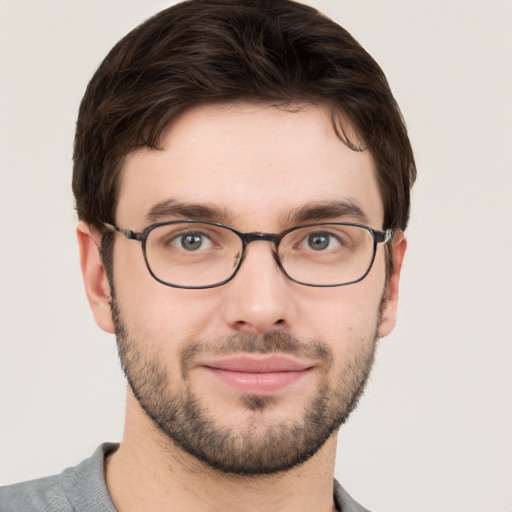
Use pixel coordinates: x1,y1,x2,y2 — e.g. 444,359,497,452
275,319,285,325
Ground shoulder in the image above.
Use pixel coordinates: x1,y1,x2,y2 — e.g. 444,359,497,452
0,474,71,512
0,443,118,512
334,479,372,512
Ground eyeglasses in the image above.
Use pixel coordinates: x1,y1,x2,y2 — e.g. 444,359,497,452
102,220,393,289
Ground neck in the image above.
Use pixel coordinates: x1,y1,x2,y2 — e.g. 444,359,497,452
105,392,339,512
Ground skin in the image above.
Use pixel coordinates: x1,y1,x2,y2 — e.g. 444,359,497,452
77,102,406,512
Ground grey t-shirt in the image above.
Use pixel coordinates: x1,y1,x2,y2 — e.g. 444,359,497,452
0,444,370,512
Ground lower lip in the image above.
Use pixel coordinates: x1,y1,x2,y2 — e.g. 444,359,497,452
203,367,311,394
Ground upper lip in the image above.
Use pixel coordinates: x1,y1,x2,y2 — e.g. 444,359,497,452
202,355,314,373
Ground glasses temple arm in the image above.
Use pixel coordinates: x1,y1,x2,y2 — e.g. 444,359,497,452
102,222,141,241
375,229,394,244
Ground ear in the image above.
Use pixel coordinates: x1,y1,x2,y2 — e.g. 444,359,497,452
378,232,407,339
76,222,115,334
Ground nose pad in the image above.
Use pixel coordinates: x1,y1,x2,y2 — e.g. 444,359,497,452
234,240,285,285
221,242,293,334
232,237,288,279
272,247,284,270
231,239,284,281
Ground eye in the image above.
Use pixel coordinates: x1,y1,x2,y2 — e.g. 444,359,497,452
304,231,341,251
171,232,213,251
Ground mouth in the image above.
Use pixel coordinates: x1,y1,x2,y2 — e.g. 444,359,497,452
200,355,314,394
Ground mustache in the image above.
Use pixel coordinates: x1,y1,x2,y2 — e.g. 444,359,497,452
180,331,333,372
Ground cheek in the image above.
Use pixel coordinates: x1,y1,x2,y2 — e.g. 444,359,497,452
112,244,225,348
306,271,385,353
112,244,177,342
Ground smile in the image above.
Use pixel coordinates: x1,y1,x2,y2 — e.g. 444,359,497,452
201,355,314,394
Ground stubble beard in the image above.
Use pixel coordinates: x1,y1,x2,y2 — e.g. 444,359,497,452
110,290,379,476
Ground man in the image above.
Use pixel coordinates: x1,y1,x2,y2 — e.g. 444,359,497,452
0,0,415,510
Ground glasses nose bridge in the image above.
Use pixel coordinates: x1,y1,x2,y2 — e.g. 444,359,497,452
242,231,279,244
238,231,282,264
240,231,281,252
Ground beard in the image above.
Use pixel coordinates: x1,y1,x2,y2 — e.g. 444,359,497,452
110,290,379,476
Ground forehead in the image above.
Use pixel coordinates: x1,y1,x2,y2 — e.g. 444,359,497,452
116,102,383,229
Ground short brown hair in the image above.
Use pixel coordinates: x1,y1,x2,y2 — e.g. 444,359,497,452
73,0,416,234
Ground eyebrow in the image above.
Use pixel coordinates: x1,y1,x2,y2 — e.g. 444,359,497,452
283,200,369,225
144,198,368,227
145,199,234,224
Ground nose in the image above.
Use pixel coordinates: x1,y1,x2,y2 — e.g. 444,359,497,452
220,241,296,335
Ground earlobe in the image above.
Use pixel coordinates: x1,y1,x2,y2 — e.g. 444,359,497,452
378,233,407,339
76,222,115,334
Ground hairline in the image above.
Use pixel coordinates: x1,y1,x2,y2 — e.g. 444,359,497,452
91,98,370,232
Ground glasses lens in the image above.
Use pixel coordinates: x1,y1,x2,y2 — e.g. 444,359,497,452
144,222,242,288
279,224,376,286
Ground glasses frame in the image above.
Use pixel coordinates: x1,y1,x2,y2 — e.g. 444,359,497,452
102,220,393,289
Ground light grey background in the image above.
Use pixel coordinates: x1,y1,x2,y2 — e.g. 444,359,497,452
1,1,511,511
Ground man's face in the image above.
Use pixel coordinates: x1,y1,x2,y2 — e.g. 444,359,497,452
90,103,403,474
